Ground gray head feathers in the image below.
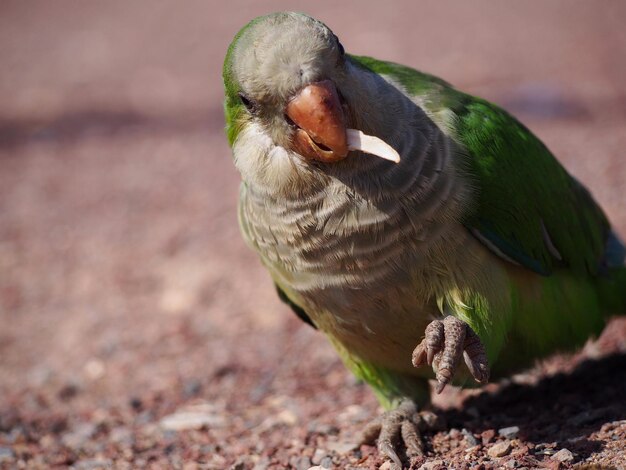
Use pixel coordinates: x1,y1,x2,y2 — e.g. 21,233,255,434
230,13,343,107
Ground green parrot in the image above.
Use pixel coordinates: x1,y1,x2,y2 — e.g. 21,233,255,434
223,12,626,467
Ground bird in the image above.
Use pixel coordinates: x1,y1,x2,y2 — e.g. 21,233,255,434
222,12,626,468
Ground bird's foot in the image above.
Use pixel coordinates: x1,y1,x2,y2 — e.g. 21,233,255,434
359,400,444,469
412,316,490,393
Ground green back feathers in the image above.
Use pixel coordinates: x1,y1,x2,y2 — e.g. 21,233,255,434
349,55,451,96
352,54,611,277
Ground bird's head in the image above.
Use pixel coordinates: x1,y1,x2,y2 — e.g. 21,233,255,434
223,12,399,194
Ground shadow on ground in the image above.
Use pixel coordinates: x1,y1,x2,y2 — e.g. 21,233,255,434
439,353,626,461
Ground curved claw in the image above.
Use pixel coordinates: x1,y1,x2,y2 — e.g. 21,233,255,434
379,440,403,470
463,327,490,384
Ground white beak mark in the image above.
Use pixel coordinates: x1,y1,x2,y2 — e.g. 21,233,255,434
346,129,400,163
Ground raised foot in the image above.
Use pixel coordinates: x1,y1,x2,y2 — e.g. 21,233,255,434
359,400,443,470
412,316,490,393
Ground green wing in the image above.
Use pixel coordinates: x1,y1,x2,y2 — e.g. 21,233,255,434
452,98,610,276
351,55,611,276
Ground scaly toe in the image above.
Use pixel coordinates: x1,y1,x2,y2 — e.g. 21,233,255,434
412,320,444,368
433,316,467,393
463,327,490,384
360,400,423,469
424,320,445,366
413,316,490,393
400,419,423,457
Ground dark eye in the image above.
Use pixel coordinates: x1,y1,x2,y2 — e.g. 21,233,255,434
238,92,257,114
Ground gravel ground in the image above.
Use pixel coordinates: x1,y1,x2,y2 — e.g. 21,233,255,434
1,1,625,469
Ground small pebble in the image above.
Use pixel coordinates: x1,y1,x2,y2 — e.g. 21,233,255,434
498,426,520,439
465,445,480,454
487,441,512,458
257,409,298,430
295,456,311,470
311,448,327,465
481,429,496,445
418,459,444,470
0,447,14,462
307,422,339,435
109,427,134,446
326,440,356,454
61,423,97,450
252,457,270,470
73,459,113,470
337,405,369,423
552,448,574,462
58,382,80,400
84,359,105,380
208,455,227,467
534,443,556,456
319,457,333,468
160,403,226,431
5,428,25,445
129,397,142,411
183,379,202,398
462,428,478,446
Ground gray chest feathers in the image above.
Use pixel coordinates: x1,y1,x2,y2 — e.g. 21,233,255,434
239,127,471,301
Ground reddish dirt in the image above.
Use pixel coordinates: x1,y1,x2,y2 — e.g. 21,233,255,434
1,2,625,469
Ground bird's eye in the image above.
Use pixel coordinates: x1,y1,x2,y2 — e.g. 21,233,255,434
238,92,257,114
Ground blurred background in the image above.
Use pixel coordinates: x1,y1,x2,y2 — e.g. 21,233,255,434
1,1,625,468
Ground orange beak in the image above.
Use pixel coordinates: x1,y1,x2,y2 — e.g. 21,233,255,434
285,80,348,162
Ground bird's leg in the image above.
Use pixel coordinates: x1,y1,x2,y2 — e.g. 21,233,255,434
358,317,488,468
412,316,490,393
359,400,444,469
